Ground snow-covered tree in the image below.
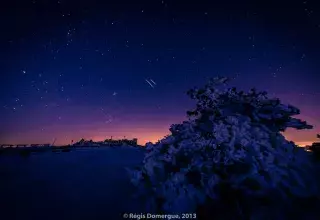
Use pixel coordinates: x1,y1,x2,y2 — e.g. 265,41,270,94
128,77,319,219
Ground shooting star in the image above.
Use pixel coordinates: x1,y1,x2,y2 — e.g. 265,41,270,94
150,79,157,85
145,79,155,88
145,79,157,88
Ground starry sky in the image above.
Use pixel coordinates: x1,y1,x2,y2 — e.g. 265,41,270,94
0,0,319,146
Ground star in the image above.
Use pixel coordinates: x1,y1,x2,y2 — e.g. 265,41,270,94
1,0,319,153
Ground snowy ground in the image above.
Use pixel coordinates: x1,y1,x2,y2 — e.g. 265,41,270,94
0,147,146,220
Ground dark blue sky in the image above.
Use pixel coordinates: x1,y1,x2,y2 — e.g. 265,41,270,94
0,0,319,145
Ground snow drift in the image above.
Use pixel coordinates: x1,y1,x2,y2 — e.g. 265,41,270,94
0,147,145,220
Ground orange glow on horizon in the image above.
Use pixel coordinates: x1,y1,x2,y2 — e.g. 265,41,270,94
2,130,317,148
1,115,318,147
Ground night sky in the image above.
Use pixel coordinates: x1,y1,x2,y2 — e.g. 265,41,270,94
0,0,319,146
